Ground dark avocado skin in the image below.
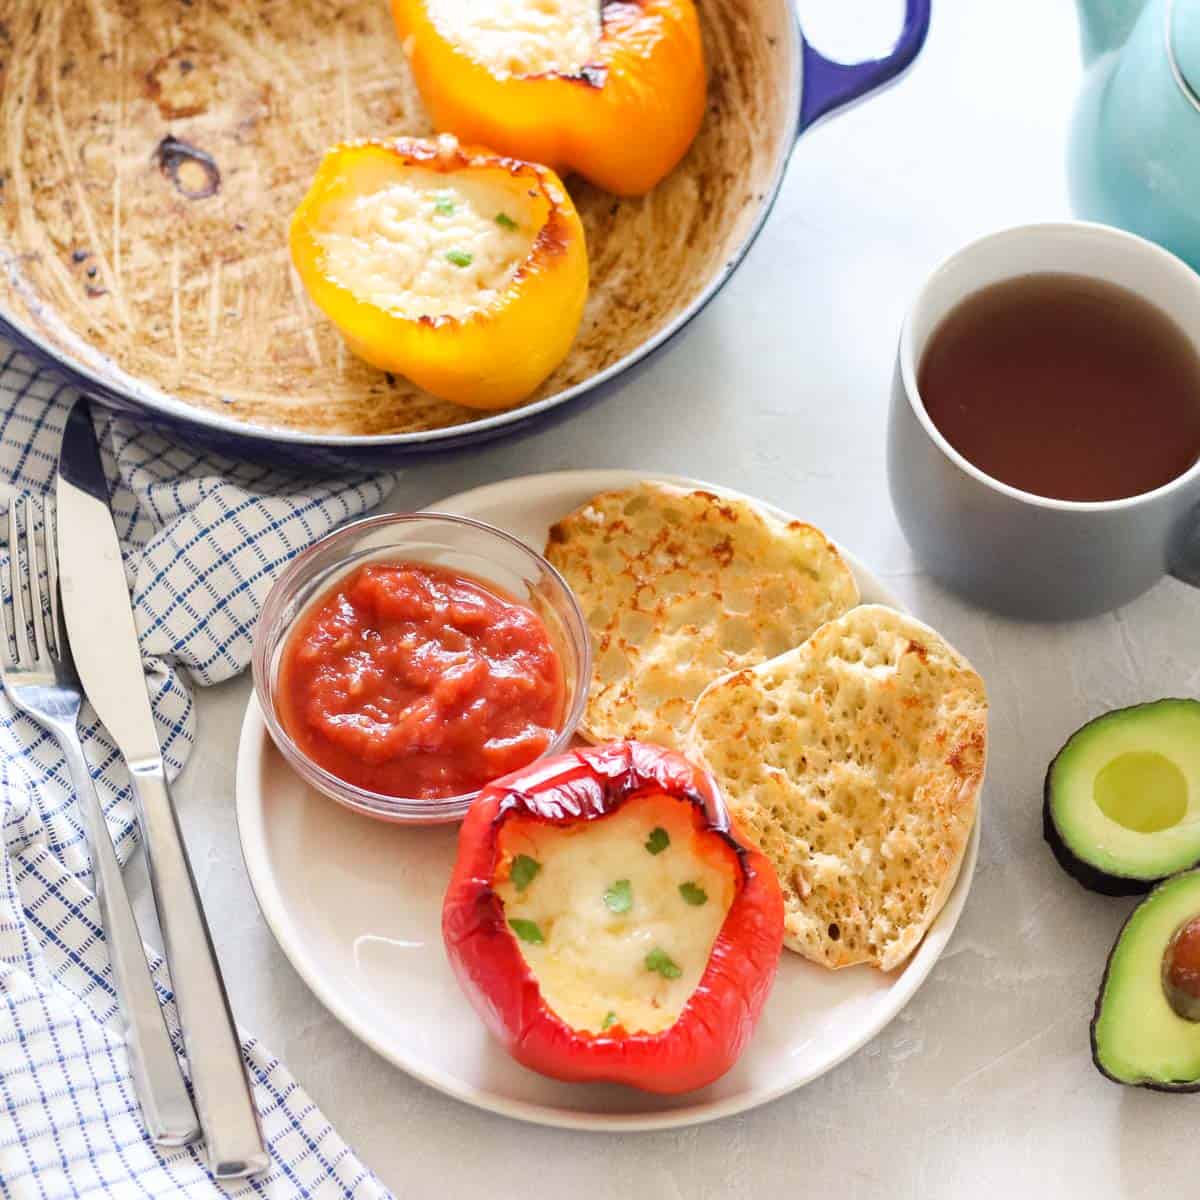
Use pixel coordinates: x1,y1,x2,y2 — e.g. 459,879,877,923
1043,699,1200,896
1090,873,1200,1093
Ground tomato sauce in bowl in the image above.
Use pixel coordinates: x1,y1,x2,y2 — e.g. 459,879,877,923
276,561,564,800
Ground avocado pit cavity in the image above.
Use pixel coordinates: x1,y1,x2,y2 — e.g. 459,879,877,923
1095,751,1187,833
1163,915,1200,1022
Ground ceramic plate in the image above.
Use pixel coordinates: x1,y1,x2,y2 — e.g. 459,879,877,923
235,470,981,1130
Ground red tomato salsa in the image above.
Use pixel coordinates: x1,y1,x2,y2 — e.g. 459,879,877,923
277,561,564,799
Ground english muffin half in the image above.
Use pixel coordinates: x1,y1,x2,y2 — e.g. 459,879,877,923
686,605,987,971
545,482,859,752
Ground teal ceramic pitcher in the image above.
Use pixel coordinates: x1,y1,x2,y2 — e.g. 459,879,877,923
1070,0,1200,271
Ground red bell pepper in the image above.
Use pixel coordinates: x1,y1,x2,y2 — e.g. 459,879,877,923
442,740,784,1094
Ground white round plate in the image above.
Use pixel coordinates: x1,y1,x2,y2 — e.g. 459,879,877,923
236,470,980,1131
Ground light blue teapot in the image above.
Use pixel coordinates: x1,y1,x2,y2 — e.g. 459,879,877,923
1070,0,1200,270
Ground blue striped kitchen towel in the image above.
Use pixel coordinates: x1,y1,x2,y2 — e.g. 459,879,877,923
0,349,396,1200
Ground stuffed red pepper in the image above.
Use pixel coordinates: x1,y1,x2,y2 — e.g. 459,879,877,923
442,740,784,1093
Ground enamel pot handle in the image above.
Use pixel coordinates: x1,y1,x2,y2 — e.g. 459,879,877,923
798,0,932,132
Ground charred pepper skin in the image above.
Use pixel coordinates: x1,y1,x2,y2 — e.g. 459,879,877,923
392,0,706,196
442,741,785,1094
289,137,588,409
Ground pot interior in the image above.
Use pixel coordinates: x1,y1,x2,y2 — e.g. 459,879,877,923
0,0,794,439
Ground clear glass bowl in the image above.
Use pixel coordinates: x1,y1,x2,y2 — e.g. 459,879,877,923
252,511,592,824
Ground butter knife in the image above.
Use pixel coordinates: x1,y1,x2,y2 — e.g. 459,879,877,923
56,398,268,1179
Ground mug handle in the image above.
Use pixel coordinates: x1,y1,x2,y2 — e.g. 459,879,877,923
1170,504,1200,588
799,0,932,132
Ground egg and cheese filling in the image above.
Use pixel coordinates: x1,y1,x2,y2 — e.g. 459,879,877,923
314,167,534,321
495,793,736,1035
425,0,602,79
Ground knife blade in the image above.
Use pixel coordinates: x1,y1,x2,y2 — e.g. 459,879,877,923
55,403,163,763
57,398,268,1179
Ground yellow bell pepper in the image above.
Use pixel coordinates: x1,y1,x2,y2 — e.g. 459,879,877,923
392,0,706,197
289,137,589,410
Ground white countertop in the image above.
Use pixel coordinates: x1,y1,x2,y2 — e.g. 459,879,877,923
139,2,1200,1195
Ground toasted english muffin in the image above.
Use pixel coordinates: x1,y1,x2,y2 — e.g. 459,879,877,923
686,604,987,971
544,482,859,752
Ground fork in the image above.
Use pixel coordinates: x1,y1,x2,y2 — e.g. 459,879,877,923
1,494,200,1146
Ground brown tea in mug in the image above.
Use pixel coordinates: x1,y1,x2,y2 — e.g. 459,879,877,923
917,274,1200,502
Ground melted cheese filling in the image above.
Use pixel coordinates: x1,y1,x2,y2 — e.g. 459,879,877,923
495,794,736,1035
314,169,533,320
425,0,602,79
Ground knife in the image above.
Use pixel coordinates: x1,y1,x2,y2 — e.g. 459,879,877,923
56,398,268,1180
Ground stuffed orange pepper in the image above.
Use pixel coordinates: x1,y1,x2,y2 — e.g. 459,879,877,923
289,135,588,409
442,741,784,1093
392,0,706,196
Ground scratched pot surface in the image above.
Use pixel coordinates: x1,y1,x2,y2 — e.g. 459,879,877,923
0,0,788,437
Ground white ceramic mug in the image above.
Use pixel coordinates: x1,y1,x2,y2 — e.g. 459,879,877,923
888,222,1200,620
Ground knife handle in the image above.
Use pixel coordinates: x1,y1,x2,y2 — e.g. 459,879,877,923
58,733,201,1147
128,760,268,1179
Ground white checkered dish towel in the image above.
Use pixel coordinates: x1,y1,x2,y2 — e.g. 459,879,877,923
0,350,396,1200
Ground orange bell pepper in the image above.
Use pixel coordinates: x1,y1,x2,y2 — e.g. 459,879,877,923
392,0,706,196
289,137,588,410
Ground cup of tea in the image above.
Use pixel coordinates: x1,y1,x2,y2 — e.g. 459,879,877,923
888,222,1200,620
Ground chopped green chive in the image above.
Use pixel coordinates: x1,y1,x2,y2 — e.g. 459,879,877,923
603,879,633,914
679,882,708,906
508,918,544,945
510,855,541,892
495,211,518,230
645,827,670,855
645,948,682,980
434,195,455,215
601,1011,618,1031
445,249,473,267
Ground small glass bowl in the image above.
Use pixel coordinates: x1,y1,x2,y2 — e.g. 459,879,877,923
252,511,592,824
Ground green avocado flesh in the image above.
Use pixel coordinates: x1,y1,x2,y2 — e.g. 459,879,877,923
1093,870,1200,1088
1048,700,1200,887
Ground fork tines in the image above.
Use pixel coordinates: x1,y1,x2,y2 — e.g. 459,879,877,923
4,494,61,672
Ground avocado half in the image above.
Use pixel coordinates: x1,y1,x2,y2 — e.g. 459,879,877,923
1044,699,1200,895
1092,869,1200,1090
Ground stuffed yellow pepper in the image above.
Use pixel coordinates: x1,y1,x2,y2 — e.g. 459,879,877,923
392,0,706,196
289,136,589,410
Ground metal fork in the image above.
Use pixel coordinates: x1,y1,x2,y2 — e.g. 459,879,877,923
1,494,200,1146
